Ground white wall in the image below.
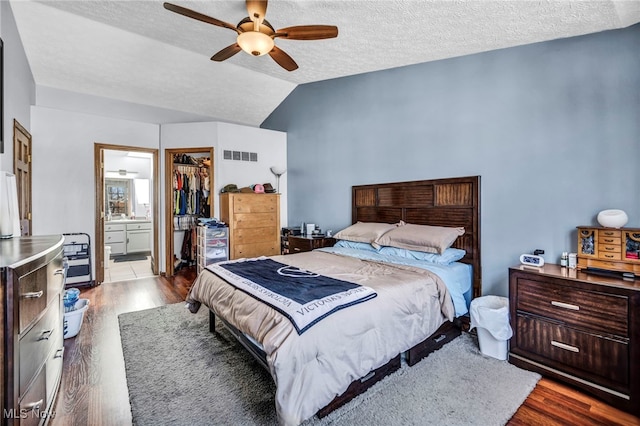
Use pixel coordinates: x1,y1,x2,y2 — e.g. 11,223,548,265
217,122,288,225
1,2,35,171
30,106,159,276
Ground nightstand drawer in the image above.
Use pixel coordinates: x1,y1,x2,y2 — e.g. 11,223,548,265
515,278,628,336
516,314,628,390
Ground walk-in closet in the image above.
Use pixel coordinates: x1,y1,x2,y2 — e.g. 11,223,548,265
165,147,214,276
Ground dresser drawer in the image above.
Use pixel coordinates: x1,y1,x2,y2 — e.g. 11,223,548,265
234,213,277,229
598,229,621,238
598,251,621,261
234,227,279,245
515,277,628,336
234,242,280,259
516,314,628,391
232,195,277,213
45,332,64,407
20,299,61,394
19,265,49,333
19,366,47,426
599,236,621,246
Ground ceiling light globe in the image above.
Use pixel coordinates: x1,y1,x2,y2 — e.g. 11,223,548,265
237,31,274,56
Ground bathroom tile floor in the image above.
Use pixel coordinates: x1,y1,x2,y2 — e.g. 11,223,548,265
103,256,154,283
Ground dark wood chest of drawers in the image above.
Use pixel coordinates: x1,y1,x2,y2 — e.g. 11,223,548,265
509,264,639,416
287,236,336,254
1,236,66,425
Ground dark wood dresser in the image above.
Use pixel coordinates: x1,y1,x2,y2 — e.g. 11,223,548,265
287,236,336,254
509,264,639,416
1,236,66,425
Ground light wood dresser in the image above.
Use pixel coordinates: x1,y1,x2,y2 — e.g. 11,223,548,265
1,235,66,425
509,264,639,417
220,193,280,260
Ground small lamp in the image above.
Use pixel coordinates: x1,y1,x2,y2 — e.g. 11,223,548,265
270,166,287,194
597,209,628,228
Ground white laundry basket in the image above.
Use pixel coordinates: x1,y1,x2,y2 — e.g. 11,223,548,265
469,296,513,360
64,299,90,339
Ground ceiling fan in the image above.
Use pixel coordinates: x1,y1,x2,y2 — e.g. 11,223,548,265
163,1,338,71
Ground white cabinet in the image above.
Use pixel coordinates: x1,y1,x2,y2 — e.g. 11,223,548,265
105,223,126,255
126,222,151,253
105,221,151,255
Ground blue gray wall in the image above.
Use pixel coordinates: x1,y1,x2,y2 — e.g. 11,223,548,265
262,24,640,296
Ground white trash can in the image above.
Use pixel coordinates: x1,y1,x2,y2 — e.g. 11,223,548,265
469,295,513,360
104,245,111,269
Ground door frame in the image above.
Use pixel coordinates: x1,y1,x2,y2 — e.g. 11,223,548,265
164,147,214,276
13,119,32,235
94,143,159,284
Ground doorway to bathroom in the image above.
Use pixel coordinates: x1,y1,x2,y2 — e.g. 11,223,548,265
94,143,159,284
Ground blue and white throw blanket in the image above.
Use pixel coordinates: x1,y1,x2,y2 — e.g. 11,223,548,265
207,258,377,334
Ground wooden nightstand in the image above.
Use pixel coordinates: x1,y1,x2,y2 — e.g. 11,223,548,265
508,264,639,417
287,235,336,254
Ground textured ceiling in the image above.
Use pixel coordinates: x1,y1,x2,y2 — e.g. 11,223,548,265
10,0,640,127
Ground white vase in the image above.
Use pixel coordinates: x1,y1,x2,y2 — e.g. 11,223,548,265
597,209,628,228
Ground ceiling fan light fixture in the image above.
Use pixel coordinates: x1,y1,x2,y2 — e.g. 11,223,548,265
237,31,274,56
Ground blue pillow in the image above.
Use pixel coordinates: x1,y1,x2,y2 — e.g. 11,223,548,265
334,240,380,252
378,246,466,265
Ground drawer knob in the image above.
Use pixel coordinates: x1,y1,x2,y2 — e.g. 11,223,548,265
605,247,614,251
55,347,65,359
22,399,44,412
551,301,580,311
21,290,44,299
38,329,54,341
551,340,580,353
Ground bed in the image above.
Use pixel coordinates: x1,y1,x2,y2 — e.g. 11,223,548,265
185,176,481,425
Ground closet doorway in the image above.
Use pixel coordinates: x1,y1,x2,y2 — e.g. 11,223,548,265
94,143,159,284
165,147,214,276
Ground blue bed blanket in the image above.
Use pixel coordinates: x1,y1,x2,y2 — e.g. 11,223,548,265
207,257,377,334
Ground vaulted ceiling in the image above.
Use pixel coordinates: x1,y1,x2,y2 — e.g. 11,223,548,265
10,1,640,127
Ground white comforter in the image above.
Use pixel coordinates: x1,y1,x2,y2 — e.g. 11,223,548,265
186,250,455,425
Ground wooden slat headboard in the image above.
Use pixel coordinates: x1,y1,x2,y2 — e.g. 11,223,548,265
352,176,481,299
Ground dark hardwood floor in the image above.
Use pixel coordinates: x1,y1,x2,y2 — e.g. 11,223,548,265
50,268,639,425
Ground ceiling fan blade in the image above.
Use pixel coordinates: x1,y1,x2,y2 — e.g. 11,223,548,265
274,25,338,40
211,44,242,62
246,0,268,24
268,46,298,71
163,2,239,33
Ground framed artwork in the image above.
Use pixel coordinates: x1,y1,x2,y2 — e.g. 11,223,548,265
0,37,3,153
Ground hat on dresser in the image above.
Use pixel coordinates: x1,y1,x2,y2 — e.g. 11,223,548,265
239,186,253,193
251,184,265,194
263,183,276,193
221,184,240,193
